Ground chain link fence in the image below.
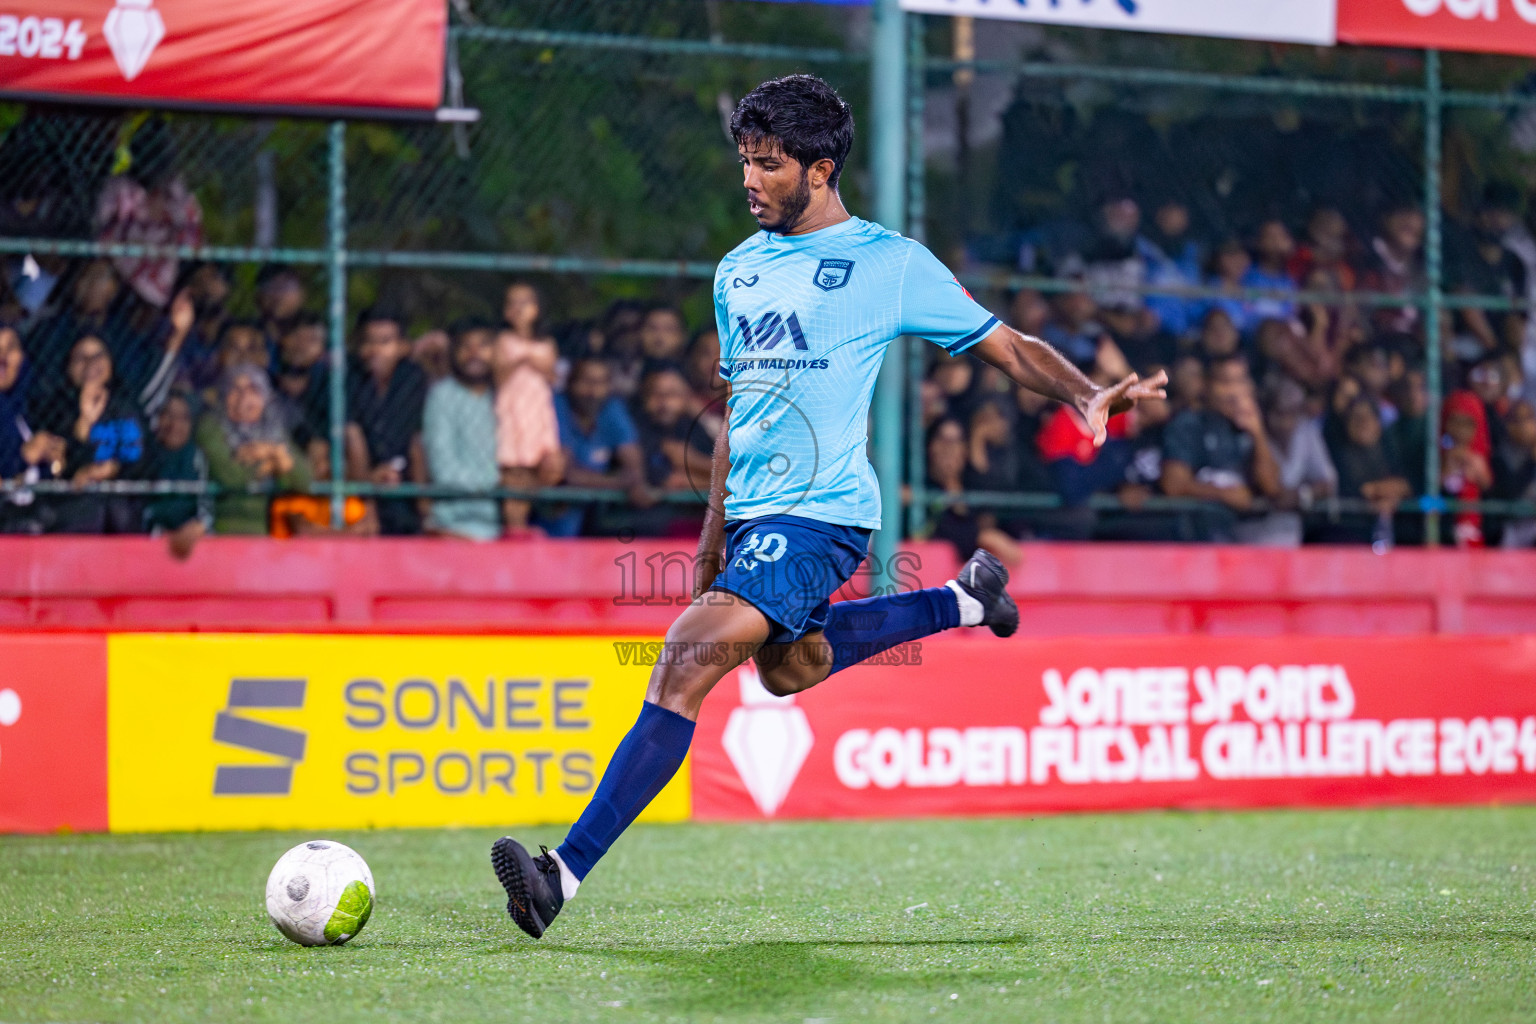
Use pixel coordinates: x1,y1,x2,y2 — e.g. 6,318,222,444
2,1,1536,549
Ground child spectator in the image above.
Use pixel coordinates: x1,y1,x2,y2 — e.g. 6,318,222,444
197,365,309,535
31,333,145,533
494,282,562,537
345,310,427,536
423,321,501,541
550,357,647,537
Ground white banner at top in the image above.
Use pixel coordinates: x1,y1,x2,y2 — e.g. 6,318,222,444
898,0,1339,47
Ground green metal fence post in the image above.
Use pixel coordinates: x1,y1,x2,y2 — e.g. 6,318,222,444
327,120,348,528
905,12,929,540
1423,50,1444,547
870,0,908,594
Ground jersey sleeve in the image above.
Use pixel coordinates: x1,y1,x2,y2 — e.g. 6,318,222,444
713,260,734,381
898,243,999,355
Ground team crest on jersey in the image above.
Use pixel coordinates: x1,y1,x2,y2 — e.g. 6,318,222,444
813,258,854,291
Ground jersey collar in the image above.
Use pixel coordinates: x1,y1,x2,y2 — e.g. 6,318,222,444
760,215,864,249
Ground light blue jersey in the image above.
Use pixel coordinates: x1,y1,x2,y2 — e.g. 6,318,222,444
714,216,999,529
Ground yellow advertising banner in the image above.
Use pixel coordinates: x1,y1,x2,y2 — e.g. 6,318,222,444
107,634,685,832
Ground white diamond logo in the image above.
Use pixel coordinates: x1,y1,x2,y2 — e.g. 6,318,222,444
0,687,20,773
720,663,813,817
104,0,166,83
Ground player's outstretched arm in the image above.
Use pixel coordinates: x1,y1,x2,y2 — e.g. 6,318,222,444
969,324,1168,447
693,402,731,599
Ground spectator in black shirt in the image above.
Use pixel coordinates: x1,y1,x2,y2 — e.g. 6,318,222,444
256,266,307,350
1449,187,1528,363
1160,355,1282,541
629,365,712,537
1493,400,1536,548
140,391,206,552
273,313,330,448
31,333,146,533
923,416,1022,567
1331,396,1412,543
345,310,427,535
25,260,136,386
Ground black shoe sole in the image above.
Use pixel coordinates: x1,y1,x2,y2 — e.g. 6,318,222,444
990,591,1020,638
491,837,547,939
961,549,1019,638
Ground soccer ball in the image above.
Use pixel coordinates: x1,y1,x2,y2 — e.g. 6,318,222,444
264,840,375,946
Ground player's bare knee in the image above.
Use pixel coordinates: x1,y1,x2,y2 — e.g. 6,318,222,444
756,671,805,698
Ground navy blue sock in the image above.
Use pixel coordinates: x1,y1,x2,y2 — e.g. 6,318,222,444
556,701,694,880
824,586,961,676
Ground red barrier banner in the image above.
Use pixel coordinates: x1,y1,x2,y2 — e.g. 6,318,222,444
0,1,445,114
692,635,1536,820
0,635,108,833
1338,0,1536,57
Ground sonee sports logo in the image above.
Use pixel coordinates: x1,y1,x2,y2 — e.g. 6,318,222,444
213,678,308,796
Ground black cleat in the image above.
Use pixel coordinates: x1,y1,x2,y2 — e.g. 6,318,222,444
954,548,1019,638
491,837,564,938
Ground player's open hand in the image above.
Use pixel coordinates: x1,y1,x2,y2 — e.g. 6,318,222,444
1081,369,1168,448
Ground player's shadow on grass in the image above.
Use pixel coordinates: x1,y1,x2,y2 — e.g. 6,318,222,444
533,937,1034,1012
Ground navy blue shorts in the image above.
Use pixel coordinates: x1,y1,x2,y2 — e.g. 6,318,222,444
709,514,872,646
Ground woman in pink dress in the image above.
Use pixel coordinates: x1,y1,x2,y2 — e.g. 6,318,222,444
495,282,563,535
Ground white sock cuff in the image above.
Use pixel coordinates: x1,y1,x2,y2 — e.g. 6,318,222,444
547,847,581,901
945,579,984,627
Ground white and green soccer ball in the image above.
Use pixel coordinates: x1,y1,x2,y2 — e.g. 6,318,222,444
265,840,375,946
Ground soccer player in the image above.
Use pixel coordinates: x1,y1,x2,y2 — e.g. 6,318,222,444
492,75,1166,937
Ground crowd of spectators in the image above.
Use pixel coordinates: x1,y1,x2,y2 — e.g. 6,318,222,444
4,192,1536,551
924,187,1536,557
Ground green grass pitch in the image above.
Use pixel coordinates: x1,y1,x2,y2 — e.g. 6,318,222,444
2,807,1535,1023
